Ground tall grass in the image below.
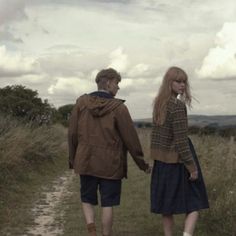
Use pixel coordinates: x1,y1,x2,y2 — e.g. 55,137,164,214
0,115,68,235
1,115,235,235
46,128,236,236
191,135,236,235
0,115,67,180
61,130,236,235
137,128,236,235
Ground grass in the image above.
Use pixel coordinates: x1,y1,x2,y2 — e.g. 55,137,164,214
192,135,236,235
0,116,235,236
0,115,68,235
58,129,236,236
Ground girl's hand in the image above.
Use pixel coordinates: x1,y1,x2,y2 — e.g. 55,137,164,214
189,170,198,181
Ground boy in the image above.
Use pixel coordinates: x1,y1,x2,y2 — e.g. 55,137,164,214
68,68,150,236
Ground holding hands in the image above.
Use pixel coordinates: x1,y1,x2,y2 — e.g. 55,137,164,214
145,164,152,174
189,170,198,181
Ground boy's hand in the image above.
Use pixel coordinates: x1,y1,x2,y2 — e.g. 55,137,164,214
69,160,74,169
145,165,152,174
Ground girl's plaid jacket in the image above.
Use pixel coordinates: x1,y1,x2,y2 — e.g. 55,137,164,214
150,96,197,173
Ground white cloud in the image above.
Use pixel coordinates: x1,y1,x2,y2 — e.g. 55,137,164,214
108,47,128,73
0,30,23,43
0,0,26,43
120,78,133,89
127,63,150,77
17,74,49,85
46,76,97,107
0,0,27,26
1,1,236,116
48,77,94,95
90,69,99,81
196,22,236,79
0,45,40,77
37,45,111,77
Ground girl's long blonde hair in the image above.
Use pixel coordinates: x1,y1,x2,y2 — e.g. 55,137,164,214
153,66,192,125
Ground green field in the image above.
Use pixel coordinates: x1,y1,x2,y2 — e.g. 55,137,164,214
61,129,236,236
0,120,235,236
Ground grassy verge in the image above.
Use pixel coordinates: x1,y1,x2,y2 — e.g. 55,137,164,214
192,135,236,235
0,156,67,236
0,116,68,235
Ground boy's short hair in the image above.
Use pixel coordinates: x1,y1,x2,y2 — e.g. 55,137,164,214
95,68,121,89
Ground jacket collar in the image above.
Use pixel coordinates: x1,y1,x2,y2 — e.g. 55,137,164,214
90,91,113,99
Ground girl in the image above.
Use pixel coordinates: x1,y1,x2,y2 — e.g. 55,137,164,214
150,67,209,236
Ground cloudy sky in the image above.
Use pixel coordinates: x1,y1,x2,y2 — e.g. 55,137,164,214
1,0,236,119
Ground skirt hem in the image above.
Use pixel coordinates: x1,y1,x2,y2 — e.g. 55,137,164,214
151,205,209,215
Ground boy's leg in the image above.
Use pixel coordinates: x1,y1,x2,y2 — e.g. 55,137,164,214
99,178,121,236
183,232,192,236
80,175,99,236
162,214,174,236
82,202,97,236
183,211,199,236
101,206,113,236
82,202,96,224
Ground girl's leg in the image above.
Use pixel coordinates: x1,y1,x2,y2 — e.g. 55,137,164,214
101,206,113,236
162,214,174,236
183,211,199,236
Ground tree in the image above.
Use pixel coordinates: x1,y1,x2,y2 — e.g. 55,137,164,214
0,85,54,124
57,104,74,126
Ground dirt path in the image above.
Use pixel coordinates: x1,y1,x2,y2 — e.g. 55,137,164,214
24,171,74,236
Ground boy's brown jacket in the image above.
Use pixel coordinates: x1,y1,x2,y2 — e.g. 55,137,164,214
68,94,148,179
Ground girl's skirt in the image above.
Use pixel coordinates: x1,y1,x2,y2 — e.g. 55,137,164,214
151,138,209,214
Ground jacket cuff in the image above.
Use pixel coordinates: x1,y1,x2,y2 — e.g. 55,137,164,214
135,156,149,171
69,160,74,169
184,161,197,173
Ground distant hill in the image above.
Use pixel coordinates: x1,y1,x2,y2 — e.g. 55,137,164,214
134,115,236,128
188,115,236,128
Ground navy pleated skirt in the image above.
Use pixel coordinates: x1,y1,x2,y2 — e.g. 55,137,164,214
151,138,209,214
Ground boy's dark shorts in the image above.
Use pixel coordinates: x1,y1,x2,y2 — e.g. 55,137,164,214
80,175,122,207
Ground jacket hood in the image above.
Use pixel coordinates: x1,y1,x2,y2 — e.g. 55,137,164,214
80,94,124,117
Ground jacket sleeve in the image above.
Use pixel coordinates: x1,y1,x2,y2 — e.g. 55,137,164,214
68,102,79,169
172,102,197,173
115,104,149,171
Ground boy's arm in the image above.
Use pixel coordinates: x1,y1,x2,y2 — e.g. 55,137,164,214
115,104,149,171
68,103,79,169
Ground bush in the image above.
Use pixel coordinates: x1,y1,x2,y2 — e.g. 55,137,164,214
57,104,74,126
0,85,56,124
0,115,68,234
0,115,67,187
